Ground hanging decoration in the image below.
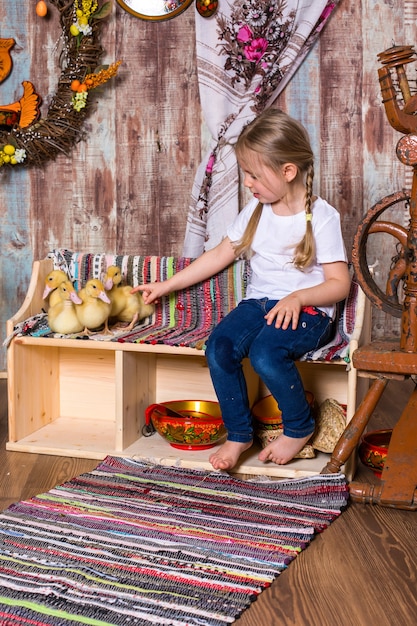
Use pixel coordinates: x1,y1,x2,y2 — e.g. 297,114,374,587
35,1,48,17
116,0,193,21
0,0,120,170
0,39,16,83
195,0,218,18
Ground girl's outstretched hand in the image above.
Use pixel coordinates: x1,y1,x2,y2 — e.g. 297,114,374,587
131,281,170,305
129,239,236,306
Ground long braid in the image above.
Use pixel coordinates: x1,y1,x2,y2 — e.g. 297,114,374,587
305,162,314,216
293,162,316,270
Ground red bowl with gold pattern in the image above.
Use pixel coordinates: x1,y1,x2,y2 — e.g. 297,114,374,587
145,400,226,450
358,429,392,476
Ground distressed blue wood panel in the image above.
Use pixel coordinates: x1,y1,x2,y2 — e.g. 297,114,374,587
0,0,33,371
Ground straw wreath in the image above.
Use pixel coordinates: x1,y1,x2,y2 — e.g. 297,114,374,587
0,0,119,168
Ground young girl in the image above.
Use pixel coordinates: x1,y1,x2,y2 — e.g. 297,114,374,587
133,108,351,471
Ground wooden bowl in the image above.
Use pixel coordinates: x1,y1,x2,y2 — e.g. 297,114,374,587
358,429,392,476
145,400,226,450
252,391,315,428
251,392,315,453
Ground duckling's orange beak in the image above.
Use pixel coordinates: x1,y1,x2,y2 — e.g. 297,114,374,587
43,285,53,299
98,291,111,304
70,291,82,305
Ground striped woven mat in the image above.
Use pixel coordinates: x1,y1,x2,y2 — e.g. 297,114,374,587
0,457,348,625
7,248,358,361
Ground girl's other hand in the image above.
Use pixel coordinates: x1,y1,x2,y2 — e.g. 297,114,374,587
264,293,302,330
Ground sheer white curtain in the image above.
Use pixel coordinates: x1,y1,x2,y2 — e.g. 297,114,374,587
183,0,340,257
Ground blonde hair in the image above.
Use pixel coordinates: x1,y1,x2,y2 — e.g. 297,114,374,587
233,108,315,270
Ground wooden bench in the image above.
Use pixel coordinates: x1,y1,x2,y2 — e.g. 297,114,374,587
5,250,371,479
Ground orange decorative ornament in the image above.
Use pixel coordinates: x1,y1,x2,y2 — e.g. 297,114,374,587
36,1,48,17
0,80,41,129
0,38,15,84
70,79,81,92
0,40,41,129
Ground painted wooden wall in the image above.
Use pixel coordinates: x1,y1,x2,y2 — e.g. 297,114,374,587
0,0,415,370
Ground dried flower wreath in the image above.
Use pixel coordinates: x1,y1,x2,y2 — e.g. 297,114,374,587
0,0,120,169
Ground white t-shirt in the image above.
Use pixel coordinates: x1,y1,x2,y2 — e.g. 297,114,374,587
226,196,348,318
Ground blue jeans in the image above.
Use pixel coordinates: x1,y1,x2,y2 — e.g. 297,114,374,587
205,298,334,443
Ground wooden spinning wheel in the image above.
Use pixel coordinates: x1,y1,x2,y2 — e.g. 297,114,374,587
322,45,417,510
352,190,409,319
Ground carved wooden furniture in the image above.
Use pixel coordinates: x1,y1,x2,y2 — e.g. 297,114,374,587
323,45,417,510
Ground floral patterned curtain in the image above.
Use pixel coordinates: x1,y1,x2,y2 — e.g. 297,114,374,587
183,0,340,257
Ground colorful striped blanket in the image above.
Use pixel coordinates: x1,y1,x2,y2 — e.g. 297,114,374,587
10,249,359,362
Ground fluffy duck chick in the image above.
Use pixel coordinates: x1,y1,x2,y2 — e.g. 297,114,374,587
76,278,112,335
103,266,154,331
43,269,69,308
48,280,83,334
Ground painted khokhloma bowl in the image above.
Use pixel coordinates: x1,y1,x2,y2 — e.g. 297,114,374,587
145,400,226,450
252,391,315,436
358,429,392,476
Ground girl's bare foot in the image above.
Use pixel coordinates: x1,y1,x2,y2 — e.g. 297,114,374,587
209,440,253,471
258,433,313,465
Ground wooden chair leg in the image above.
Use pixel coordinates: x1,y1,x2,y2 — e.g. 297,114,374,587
348,482,417,509
322,377,388,474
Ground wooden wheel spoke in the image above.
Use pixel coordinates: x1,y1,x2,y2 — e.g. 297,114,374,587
352,190,410,317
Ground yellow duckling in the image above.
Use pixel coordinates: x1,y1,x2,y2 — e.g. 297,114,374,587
47,280,83,334
43,269,70,308
76,278,112,335
103,265,154,331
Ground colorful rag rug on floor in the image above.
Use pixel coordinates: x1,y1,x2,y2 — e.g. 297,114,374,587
0,457,348,625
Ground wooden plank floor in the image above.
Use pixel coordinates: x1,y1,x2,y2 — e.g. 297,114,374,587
1,378,416,625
